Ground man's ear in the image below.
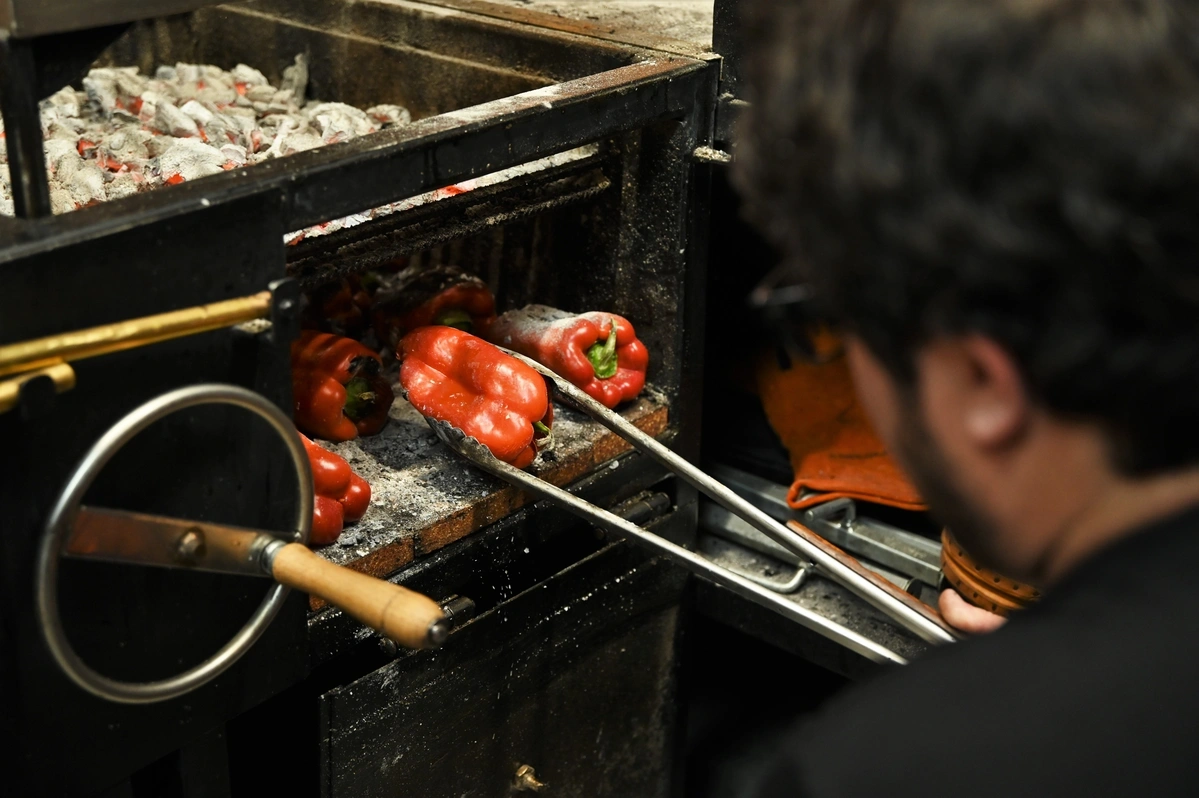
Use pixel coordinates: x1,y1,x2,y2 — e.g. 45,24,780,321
920,335,1030,450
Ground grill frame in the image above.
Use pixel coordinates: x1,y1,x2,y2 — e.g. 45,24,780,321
0,3,717,795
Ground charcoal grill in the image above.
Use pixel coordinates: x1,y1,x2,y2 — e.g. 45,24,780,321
0,2,717,795
0,1,948,794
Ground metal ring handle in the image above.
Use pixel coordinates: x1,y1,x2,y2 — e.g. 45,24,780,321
36,384,313,704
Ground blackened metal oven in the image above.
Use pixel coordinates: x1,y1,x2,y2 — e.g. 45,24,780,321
0,2,717,795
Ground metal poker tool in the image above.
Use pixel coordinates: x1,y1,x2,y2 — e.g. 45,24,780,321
419,349,961,661
40,384,448,705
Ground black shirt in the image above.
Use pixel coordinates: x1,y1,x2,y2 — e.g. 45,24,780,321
748,505,1199,797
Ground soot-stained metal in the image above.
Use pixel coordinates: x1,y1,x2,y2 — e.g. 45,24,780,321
0,2,718,796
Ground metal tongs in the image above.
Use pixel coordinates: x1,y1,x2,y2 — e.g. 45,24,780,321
423,351,960,662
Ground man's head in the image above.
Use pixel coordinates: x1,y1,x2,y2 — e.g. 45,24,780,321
736,0,1199,582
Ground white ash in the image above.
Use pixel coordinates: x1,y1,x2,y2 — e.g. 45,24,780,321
5,53,597,248
157,136,229,181
155,100,201,138
314,377,665,567
2,53,412,217
106,170,141,201
282,143,600,246
367,104,412,127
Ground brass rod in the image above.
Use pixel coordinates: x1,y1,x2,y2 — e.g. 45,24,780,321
0,291,272,379
0,360,76,414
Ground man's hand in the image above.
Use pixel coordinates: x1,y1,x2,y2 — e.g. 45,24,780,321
939,588,1007,635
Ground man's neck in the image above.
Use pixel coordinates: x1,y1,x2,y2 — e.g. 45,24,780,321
1038,465,1199,585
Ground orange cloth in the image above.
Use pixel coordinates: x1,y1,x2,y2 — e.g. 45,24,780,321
755,337,926,512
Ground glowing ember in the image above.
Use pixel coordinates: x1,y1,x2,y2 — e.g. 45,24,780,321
1,55,599,245
0,55,411,217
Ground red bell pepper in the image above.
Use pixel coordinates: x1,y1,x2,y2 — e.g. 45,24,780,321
397,327,552,469
485,305,649,409
372,264,496,349
292,331,394,442
300,276,374,339
312,496,345,544
301,434,372,545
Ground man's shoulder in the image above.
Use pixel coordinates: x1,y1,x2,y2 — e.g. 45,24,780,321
761,591,1199,797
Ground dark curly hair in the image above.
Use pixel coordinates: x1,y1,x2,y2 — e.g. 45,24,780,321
735,0,1199,476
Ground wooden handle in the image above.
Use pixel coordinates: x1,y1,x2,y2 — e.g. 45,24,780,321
786,520,959,637
269,543,447,649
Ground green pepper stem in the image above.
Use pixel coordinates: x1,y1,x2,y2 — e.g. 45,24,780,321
532,421,555,453
359,271,381,292
586,319,620,380
435,308,474,331
342,376,377,422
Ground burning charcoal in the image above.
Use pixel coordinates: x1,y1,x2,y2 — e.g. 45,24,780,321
219,142,248,169
245,84,278,105
248,89,298,116
43,113,85,143
4,53,421,219
156,137,228,182
282,130,325,155
268,89,301,114
112,69,148,106
83,67,143,105
49,186,75,215
105,171,141,201
262,117,301,159
258,111,298,131
137,89,165,124
222,104,258,123
43,138,79,172
280,54,309,105
367,104,412,128
44,86,82,119
220,106,259,142
111,109,140,125
194,73,239,106
101,129,153,167
57,157,107,207
154,101,201,138
174,63,204,84
178,100,214,128
82,71,120,116
258,116,327,158
199,111,237,147
307,102,378,142
230,64,270,88
146,134,179,158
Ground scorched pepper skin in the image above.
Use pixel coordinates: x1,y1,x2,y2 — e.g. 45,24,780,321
292,331,394,441
486,305,649,409
302,434,372,545
372,265,497,349
398,327,551,469
300,276,373,339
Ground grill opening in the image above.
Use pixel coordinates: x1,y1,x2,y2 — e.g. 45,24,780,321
294,131,681,588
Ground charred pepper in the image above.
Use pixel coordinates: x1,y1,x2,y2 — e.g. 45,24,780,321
486,305,649,409
292,330,394,442
300,276,374,339
398,327,552,469
372,264,496,349
301,434,372,545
